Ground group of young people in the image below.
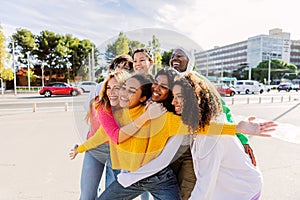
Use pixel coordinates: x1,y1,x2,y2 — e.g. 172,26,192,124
69,47,277,200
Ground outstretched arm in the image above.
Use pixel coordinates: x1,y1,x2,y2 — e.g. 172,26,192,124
236,117,277,137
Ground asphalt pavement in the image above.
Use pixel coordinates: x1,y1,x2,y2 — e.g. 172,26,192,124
0,93,299,199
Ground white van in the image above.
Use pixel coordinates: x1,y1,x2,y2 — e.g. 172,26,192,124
235,80,260,94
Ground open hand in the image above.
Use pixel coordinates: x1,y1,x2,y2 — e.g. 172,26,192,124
237,117,277,137
69,144,79,160
145,102,167,120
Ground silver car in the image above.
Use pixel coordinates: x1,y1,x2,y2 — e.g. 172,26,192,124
76,81,97,93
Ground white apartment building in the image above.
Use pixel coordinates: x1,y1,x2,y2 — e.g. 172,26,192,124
195,28,299,76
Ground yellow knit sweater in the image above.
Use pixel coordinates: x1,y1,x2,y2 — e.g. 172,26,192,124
78,105,236,171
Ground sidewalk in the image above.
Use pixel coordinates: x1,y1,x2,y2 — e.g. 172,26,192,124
0,108,299,199
0,111,84,200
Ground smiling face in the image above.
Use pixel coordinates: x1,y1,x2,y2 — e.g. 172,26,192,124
119,77,146,109
170,49,189,72
106,77,121,107
171,84,184,115
133,52,153,75
151,74,169,102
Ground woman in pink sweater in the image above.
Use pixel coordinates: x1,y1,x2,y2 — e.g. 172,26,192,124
69,69,130,200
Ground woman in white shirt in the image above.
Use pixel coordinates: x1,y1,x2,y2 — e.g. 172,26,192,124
171,73,276,200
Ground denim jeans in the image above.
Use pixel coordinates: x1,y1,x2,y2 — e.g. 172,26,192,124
140,191,151,200
80,144,115,200
105,155,120,187
97,167,181,200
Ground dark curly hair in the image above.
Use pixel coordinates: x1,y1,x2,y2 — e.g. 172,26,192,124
173,73,222,132
153,67,180,112
173,75,199,132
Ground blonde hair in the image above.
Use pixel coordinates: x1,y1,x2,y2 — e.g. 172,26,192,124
85,69,131,123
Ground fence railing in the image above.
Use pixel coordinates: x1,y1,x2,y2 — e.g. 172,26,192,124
224,94,300,105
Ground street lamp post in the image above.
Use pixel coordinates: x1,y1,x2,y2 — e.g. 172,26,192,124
206,53,209,77
88,53,91,81
268,54,271,85
41,62,45,87
27,52,31,92
248,65,252,80
221,62,224,79
0,78,3,95
12,40,17,95
91,46,95,82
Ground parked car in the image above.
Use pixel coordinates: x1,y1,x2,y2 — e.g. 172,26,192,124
277,83,299,92
258,83,271,94
39,82,81,97
76,81,97,93
216,84,236,96
235,80,260,94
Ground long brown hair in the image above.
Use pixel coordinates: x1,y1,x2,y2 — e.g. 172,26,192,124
85,69,131,122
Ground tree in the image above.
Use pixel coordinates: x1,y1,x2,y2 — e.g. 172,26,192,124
161,49,173,67
105,32,145,63
105,32,130,62
115,32,130,56
251,60,297,82
232,64,248,80
0,67,13,80
0,23,5,71
0,23,14,83
10,29,35,64
72,39,95,80
148,35,162,74
35,30,68,82
128,40,145,54
6,28,95,84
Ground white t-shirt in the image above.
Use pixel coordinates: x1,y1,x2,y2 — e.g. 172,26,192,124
189,115,262,200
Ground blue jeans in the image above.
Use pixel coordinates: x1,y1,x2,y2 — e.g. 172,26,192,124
105,156,117,187
140,192,151,200
97,167,181,200
80,144,115,200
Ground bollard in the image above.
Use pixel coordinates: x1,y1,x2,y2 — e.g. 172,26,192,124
247,97,250,104
65,102,68,111
231,98,234,105
289,95,291,102
281,96,283,103
33,103,36,112
258,97,261,104
271,97,274,103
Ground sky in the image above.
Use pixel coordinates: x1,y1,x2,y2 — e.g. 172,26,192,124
1,0,300,52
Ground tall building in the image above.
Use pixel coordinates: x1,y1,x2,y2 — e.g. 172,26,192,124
195,28,299,76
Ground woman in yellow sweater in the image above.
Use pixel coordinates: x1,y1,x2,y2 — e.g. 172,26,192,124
95,72,246,200
71,70,275,200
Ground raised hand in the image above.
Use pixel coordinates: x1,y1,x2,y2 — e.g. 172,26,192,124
145,102,167,120
236,117,277,137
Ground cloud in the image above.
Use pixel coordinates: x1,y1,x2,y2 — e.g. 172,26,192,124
1,0,300,51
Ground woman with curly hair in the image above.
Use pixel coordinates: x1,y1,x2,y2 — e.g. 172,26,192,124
169,47,260,200
172,73,266,200
95,68,275,200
